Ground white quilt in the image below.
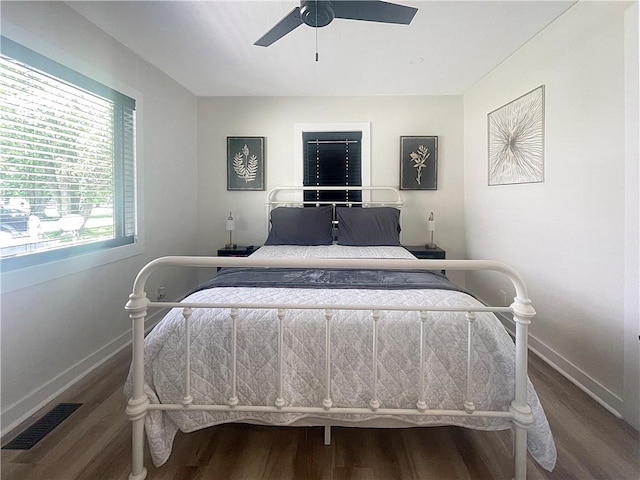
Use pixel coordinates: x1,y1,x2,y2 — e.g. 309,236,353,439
125,247,556,470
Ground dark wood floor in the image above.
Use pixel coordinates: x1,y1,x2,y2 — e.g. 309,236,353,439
2,347,638,480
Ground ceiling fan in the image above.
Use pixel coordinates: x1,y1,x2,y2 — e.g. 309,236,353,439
254,0,418,47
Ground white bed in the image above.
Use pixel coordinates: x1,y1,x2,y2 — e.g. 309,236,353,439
124,187,556,480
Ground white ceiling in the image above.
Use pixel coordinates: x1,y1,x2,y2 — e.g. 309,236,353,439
67,0,576,97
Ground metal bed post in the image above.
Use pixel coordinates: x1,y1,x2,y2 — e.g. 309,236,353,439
323,308,334,411
369,310,381,412
125,292,150,480
229,308,239,408
182,308,193,408
510,297,536,480
464,312,477,414
323,308,334,446
276,309,286,409
416,311,428,412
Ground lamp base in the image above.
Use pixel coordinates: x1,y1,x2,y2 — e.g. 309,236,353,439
425,243,437,249
225,243,237,249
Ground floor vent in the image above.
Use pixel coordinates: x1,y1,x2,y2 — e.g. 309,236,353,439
2,403,82,450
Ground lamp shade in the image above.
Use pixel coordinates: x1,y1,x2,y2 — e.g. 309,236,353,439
426,211,436,249
225,212,235,231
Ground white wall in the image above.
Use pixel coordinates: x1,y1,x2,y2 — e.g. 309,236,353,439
197,95,465,282
0,2,199,431
463,1,638,426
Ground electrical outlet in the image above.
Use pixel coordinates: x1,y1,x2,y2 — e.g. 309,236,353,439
499,290,508,307
157,286,166,301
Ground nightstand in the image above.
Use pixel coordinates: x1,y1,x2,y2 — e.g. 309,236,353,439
403,245,446,274
217,245,260,257
403,245,446,260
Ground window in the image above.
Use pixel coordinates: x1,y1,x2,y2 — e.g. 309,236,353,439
302,131,362,204
0,37,136,271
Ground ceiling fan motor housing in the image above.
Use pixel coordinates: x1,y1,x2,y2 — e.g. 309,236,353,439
300,1,335,27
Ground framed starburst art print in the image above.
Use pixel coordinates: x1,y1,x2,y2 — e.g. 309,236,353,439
227,136,265,191
488,86,545,186
400,136,438,190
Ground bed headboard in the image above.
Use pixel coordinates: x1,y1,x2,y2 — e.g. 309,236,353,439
266,186,402,208
264,186,404,242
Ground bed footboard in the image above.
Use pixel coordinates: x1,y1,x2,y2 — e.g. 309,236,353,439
125,257,536,480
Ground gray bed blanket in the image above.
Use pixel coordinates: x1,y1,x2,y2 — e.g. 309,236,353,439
198,267,468,293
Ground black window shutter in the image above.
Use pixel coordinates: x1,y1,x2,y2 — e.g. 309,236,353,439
302,131,362,204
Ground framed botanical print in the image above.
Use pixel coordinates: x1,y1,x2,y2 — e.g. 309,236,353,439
227,136,265,191
400,136,438,190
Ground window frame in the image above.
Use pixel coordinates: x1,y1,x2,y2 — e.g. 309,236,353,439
0,36,143,293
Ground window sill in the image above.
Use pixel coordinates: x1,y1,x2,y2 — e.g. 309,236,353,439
1,240,143,294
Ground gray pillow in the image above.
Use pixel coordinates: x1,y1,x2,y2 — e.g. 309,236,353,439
336,207,401,246
265,206,333,245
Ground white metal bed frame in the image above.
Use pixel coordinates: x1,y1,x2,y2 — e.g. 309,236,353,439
125,187,536,480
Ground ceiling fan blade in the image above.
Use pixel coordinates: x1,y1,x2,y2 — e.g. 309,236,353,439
254,7,304,47
332,1,417,24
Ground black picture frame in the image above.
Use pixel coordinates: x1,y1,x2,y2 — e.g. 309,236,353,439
227,136,265,191
400,136,438,190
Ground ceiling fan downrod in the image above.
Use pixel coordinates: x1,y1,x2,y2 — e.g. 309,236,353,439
315,0,319,61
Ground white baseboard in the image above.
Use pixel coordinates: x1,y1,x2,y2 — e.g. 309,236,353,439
496,311,624,419
0,310,164,437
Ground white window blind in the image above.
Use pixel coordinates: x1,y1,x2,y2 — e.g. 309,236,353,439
0,37,136,270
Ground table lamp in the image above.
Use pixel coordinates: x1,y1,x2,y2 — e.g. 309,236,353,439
225,212,236,248
426,211,436,249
